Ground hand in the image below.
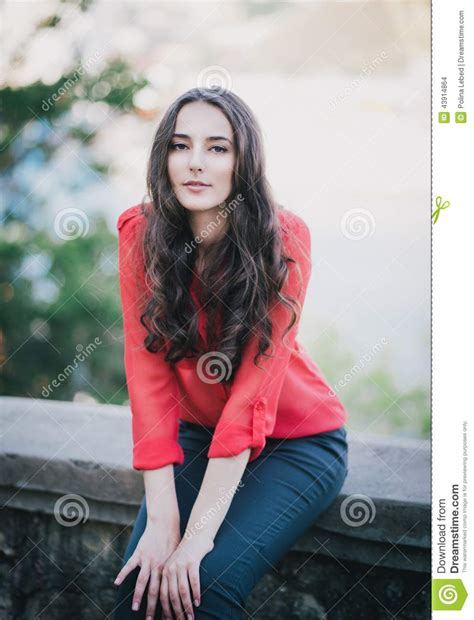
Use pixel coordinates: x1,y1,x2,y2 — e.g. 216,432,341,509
160,532,214,620
113,519,181,619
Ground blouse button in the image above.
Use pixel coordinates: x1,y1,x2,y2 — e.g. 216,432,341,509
252,399,266,443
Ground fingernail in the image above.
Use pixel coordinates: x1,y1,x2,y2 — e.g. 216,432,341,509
187,615,193,620
132,602,139,611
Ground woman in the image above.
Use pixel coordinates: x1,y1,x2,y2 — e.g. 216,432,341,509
113,86,349,620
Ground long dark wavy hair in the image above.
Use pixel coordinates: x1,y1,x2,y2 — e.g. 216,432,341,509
139,87,302,385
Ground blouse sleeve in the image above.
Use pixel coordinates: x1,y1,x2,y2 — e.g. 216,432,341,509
207,213,312,463
117,206,184,470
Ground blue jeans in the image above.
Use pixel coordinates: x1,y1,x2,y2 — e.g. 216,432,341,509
113,420,349,619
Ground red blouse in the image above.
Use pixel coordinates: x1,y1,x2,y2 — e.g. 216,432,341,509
117,203,348,470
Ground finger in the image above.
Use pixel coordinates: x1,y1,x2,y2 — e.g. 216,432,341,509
178,566,194,618
160,572,173,619
168,570,185,619
145,565,160,620
114,555,139,586
132,563,150,612
187,562,201,607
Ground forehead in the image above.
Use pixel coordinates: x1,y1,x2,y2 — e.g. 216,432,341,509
175,101,233,138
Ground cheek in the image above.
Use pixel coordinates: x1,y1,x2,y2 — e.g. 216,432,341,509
215,157,235,186
167,154,183,185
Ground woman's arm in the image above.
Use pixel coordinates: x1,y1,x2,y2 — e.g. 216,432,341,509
183,449,251,543
117,205,185,471
115,205,190,618
144,465,181,530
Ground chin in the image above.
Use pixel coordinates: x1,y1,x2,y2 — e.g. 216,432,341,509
178,193,221,211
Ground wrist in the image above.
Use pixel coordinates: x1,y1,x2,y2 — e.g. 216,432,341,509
147,511,180,530
182,526,214,548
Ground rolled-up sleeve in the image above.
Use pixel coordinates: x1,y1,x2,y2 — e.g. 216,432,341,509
207,214,312,463
117,206,184,470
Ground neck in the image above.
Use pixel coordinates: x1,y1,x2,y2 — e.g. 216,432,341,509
187,205,229,249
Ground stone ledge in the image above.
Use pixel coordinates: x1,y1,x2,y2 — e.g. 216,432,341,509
0,396,430,574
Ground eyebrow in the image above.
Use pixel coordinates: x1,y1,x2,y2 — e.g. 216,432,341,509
172,133,233,144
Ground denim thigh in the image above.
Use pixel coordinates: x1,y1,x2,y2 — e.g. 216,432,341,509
112,421,348,619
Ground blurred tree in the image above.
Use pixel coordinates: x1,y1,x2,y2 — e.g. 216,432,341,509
0,0,148,402
0,216,127,404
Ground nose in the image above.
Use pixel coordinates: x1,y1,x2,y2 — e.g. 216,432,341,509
188,146,204,172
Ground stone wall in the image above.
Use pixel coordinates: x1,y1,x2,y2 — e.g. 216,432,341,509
0,397,431,619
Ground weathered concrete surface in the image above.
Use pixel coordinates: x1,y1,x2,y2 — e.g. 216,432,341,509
0,397,431,618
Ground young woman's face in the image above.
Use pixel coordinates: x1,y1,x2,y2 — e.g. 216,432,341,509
167,101,236,212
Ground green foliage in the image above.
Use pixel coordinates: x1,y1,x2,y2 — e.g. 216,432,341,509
0,0,151,405
0,59,148,172
0,218,127,405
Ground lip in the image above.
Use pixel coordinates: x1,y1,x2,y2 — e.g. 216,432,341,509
184,181,211,193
